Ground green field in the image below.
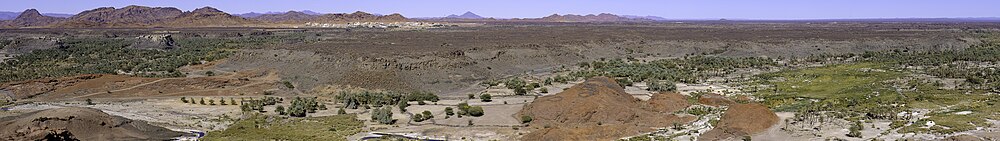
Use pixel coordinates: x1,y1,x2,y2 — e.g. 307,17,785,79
202,114,365,141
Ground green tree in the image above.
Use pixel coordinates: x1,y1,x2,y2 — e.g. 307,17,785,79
480,94,492,102
338,108,347,114
371,107,394,124
521,115,533,123
275,105,286,115
514,87,527,95
180,97,188,103
209,99,215,105
85,99,94,105
468,94,475,99
422,110,433,119
445,107,454,116
200,98,206,105
457,102,470,114
398,101,409,112
467,106,485,117
413,114,424,122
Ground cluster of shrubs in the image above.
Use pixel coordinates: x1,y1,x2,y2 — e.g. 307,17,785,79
239,97,280,113
0,37,240,83
181,97,238,106
412,110,434,122
336,91,438,110
371,107,394,124
453,102,484,118
275,97,326,117
334,90,440,125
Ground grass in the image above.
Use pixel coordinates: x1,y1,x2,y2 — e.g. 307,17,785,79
751,62,999,134
755,63,904,112
762,63,902,99
202,113,365,141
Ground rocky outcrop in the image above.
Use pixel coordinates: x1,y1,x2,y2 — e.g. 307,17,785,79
0,107,185,141
1,9,66,27
54,5,183,28
158,6,258,27
519,76,692,140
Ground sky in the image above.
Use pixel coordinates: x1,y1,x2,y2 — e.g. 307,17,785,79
2,0,999,19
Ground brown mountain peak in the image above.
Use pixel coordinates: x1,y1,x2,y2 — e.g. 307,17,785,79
192,6,224,14
18,9,42,17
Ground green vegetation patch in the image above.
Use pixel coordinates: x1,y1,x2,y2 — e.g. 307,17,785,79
202,114,364,141
0,37,238,82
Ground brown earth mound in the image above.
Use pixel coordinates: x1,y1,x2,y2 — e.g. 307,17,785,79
698,93,737,107
0,107,185,141
649,92,690,113
519,76,692,141
699,103,779,141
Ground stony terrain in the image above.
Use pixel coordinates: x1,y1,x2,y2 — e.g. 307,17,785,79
0,107,186,141
2,19,1000,141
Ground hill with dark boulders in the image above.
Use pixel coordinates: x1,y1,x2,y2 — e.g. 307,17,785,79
0,9,65,28
519,76,693,141
0,107,185,141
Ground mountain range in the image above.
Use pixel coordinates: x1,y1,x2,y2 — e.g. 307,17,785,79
533,13,652,22
0,5,409,28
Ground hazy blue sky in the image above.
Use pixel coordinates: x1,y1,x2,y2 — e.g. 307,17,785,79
3,0,998,19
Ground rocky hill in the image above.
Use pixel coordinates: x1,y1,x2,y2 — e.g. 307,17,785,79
0,9,65,28
0,6,406,28
445,11,485,19
0,107,185,140
309,11,408,23
250,11,320,23
53,5,183,28
518,76,692,140
157,7,258,27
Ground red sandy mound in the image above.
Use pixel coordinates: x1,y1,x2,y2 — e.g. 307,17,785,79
699,103,779,141
519,76,693,141
0,107,185,141
698,93,737,107
649,92,690,113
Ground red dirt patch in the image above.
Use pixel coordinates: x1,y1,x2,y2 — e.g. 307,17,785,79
649,92,690,113
519,76,693,141
699,103,779,141
698,93,736,107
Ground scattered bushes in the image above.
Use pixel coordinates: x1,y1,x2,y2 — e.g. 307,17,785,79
371,107,394,124
480,94,492,102
336,90,438,110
